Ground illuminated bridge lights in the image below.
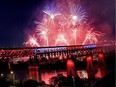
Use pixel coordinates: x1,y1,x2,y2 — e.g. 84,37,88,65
84,44,97,49
0,43,115,58
35,47,67,54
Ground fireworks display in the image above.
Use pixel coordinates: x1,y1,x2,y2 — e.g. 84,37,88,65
24,1,105,47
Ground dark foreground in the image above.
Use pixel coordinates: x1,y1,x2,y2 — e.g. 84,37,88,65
0,52,115,87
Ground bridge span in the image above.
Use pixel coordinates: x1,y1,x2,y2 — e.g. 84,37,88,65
0,43,115,63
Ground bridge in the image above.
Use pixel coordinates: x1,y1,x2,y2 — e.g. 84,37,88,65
0,42,115,63
0,42,115,82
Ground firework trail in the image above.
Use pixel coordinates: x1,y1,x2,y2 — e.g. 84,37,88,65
72,29,78,45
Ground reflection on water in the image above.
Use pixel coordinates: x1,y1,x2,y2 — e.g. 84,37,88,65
77,70,88,79
41,70,67,84
14,69,88,84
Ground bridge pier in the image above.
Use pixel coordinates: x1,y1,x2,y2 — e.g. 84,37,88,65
28,66,41,82
86,56,97,79
66,59,77,77
28,55,41,82
95,53,106,78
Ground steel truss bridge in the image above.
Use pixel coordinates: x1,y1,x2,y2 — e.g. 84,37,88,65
0,43,115,59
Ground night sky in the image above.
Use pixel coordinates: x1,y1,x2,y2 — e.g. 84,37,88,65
0,0,115,48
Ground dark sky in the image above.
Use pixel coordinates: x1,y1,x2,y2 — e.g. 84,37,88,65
0,0,43,47
0,0,115,48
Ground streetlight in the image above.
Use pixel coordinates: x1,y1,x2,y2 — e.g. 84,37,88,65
72,76,75,87
10,71,13,74
1,73,3,77
10,71,15,86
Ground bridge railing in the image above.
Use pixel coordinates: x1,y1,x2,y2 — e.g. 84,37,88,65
0,43,115,59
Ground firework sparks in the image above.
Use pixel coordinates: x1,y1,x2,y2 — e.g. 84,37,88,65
82,28,105,45
36,23,49,46
70,5,87,24
24,35,40,47
24,2,105,47
55,34,69,46
43,2,60,20
72,29,78,45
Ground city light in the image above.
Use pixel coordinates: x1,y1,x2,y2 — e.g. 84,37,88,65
10,71,13,74
1,73,3,77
